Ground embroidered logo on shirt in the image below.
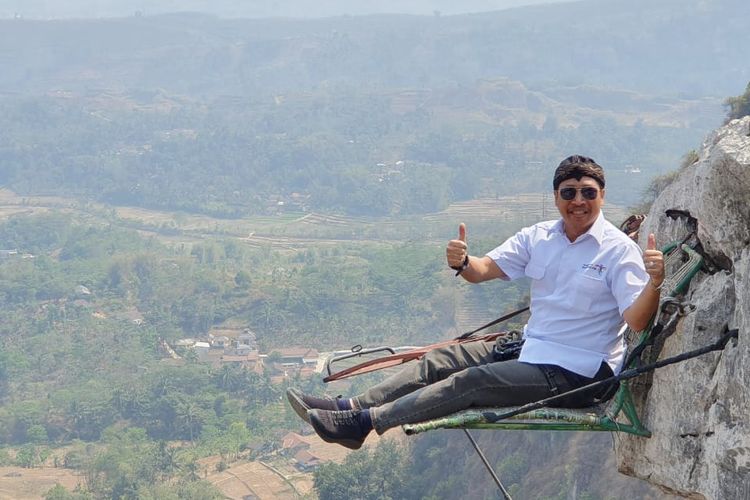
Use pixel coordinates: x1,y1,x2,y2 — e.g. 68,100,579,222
582,263,606,275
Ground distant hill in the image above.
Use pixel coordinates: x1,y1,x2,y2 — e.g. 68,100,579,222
1,0,576,19
0,0,743,216
0,78,716,216
0,0,747,97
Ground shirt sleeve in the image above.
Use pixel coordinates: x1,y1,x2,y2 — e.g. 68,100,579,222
610,242,650,315
485,226,533,280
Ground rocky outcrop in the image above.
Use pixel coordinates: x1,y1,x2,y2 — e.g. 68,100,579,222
616,116,750,499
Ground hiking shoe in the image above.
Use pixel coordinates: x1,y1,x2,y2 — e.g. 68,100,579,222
286,387,340,423
308,409,370,450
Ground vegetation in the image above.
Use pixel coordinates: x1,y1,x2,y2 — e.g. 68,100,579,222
628,149,701,215
724,81,750,121
0,211,527,497
314,440,412,500
2,2,745,497
0,1,731,219
0,88,705,217
314,431,659,499
1,2,747,97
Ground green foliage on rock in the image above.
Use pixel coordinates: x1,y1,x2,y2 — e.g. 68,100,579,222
724,82,750,121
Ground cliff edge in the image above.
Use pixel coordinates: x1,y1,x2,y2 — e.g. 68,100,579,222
616,116,750,499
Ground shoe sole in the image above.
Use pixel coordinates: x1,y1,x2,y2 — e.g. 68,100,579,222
286,388,312,423
309,412,364,450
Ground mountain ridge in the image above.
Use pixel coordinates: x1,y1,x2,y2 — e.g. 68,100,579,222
1,0,747,97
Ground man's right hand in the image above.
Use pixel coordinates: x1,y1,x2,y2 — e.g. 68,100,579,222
446,223,469,269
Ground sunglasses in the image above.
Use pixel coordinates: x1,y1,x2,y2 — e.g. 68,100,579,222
558,187,600,201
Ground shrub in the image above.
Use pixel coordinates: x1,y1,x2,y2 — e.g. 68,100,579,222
724,82,750,122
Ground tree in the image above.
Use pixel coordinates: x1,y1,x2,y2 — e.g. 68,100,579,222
136,480,224,500
0,448,12,466
724,82,750,122
234,270,251,289
224,421,252,460
27,424,48,443
15,444,39,468
43,484,93,500
213,364,244,392
173,398,204,443
314,440,413,500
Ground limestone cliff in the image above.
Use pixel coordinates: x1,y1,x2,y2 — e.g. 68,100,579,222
616,116,750,499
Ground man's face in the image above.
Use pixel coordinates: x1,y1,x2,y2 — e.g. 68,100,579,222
554,175,605,239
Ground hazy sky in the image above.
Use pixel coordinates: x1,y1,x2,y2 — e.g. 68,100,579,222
1,0,578,19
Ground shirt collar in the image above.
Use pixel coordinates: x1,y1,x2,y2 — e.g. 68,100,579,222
550,218,565,235
550,212,606,244
588,211,606,244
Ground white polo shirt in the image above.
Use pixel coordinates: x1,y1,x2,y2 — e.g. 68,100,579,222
486,212,648,377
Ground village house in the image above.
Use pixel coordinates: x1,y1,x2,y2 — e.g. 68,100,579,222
169,328,322,377
220,351,260,370
233,343,255,356
0,249,18,259
237,330,257,348
193,341,211,361
274,347,319,367
279,432,326,470
210,335,230,349
280,431,310,455
293,449,324,471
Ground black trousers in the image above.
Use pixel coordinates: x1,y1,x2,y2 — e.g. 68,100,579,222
352,339,614,433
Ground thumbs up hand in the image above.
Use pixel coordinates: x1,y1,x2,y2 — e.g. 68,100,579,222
445,222,469,272
643,233,665,289
447,223,469,269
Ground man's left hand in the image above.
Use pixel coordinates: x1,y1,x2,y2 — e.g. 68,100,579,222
643,233,665,288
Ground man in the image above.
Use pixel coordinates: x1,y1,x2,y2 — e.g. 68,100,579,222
286,155,665,450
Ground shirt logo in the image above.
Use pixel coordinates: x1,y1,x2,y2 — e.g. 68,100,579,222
582,263,606,276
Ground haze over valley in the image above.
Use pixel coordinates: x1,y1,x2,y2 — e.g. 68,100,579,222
0,0,748,498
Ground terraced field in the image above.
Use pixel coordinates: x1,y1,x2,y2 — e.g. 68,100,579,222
203,431,398,500
0,187,630,250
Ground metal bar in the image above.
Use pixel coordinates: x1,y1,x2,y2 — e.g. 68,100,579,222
325,346,397,376
463,429,513,500
480,327,737,424
404,328,736,436
455,306,529,340
405,413,652,436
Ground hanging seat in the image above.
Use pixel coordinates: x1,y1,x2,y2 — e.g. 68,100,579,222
402,242,704,438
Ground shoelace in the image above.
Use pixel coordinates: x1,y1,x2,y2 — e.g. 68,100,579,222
332,410,360,426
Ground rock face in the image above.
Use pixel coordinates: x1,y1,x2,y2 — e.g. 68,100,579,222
616,116,750,499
